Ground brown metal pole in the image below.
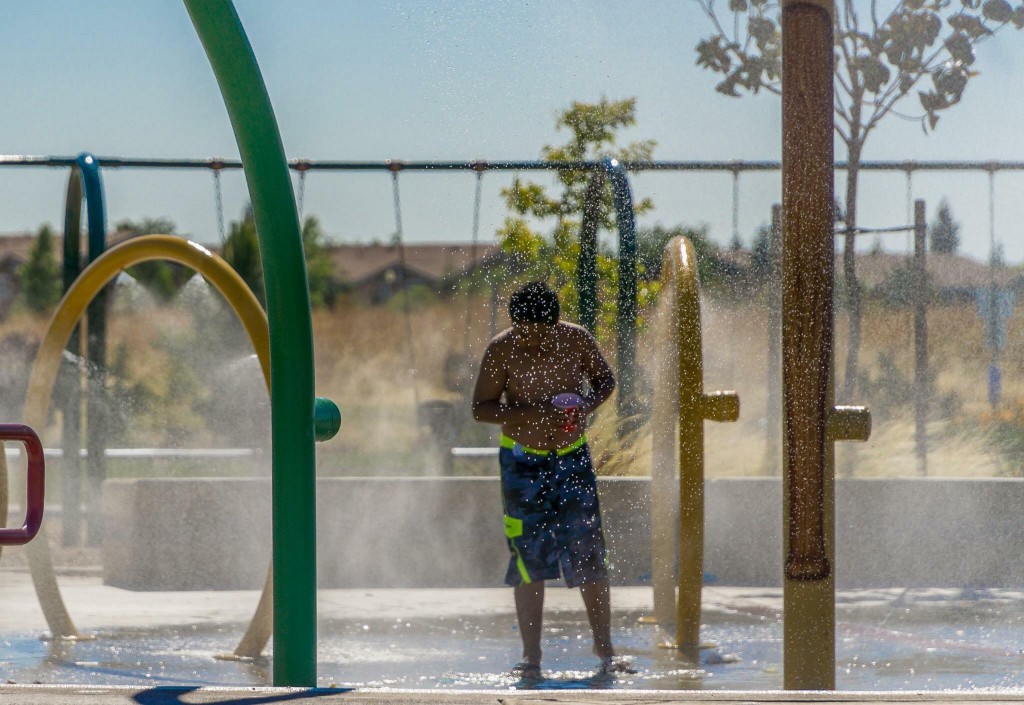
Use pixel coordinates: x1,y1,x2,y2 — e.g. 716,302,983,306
766,203,782,476
782,0,834,587
782,0,836,689
913,199,928,477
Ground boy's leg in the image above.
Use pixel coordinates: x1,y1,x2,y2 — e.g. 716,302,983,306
514,580,545,666
579,578,613,659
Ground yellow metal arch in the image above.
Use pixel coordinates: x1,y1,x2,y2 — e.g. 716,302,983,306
650,236,739,661
16,235,273,658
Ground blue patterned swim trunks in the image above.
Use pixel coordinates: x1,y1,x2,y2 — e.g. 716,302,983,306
499,434,608,588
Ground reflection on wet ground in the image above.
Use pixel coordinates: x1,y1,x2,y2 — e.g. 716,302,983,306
5,590,1024,691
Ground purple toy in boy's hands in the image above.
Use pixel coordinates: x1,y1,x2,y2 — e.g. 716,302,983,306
551,392,584,433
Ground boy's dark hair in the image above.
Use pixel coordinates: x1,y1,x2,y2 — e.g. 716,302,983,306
509,281,560,325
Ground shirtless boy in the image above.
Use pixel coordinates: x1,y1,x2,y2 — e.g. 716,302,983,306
471,281,633,679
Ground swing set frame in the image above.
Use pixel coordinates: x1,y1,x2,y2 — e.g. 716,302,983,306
5,154,1017,424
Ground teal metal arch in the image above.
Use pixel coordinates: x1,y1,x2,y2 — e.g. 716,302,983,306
62,153,108,296
60,153,108,546
576,157,639,421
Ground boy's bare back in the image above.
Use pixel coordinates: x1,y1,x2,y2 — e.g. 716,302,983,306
472,320,615,450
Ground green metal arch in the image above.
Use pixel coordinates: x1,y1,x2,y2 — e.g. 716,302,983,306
184,0,318,686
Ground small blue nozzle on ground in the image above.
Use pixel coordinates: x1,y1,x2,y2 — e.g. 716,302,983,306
314,397,341,442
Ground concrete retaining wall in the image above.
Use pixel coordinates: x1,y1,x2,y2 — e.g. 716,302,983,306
103,477,1024,590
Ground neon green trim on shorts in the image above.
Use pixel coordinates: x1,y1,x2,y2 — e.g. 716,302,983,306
500,434,586,457
504,515,523,538
503,514,531,584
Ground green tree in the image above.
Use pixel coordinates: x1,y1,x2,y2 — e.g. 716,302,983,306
18,224,61,314
929,199,961,254
991,241,1005,266
301,215,340,308
695,0,1024,399
115,217,176,236
877,259,919,306
222,207,265,307
498,97,657,333
729,231,744,252
116,217,180,302
162,353,205,444
222,211,341,310
750,223,773,280
637,224,731,285
105,341,157,446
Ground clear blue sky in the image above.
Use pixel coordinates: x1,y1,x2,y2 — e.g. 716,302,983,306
2,1,1023,262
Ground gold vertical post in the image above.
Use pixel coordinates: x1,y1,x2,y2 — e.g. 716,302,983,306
673,236,706,664
651,254,680,631
650,237,738,658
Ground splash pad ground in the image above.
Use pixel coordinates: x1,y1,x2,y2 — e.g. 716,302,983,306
4,571,1024,697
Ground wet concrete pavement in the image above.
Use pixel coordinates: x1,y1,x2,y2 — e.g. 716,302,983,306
4,571,1024,703
2,684,1024,705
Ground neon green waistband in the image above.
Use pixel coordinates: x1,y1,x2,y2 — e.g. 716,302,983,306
500,434,586,457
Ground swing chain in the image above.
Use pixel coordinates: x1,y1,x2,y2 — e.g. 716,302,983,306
462,169,484,354
730,165,741,245
294,160,310,224
210,160,226,247
988,163,997,269
390,167,421,414
389,164,405,238
904,163,914,252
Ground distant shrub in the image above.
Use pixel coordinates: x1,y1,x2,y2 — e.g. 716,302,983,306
18,224,61,314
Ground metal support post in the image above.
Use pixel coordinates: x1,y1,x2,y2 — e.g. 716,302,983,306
186,0,322,685
781,0,870,689
913,200,928,477
765,203,782,475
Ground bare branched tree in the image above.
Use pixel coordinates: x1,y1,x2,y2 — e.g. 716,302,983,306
694,0,1024,399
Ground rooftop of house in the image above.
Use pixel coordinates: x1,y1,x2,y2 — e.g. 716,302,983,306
0,232,1017,291
0,230,143,264
856,249,1019,290
326,242,501,284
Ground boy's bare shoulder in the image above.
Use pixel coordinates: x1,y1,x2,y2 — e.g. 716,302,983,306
486,327,517,354
557,321,596,343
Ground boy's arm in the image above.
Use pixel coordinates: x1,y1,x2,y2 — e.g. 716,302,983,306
471,343,551,425
579,331,616,417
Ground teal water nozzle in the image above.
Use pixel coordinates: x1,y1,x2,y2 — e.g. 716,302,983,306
314,397,341,442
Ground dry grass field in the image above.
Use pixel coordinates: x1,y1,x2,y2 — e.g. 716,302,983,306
0,284,1020,480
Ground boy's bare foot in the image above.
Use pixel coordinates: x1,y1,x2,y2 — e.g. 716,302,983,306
511,662,542,679
598,655,637,675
